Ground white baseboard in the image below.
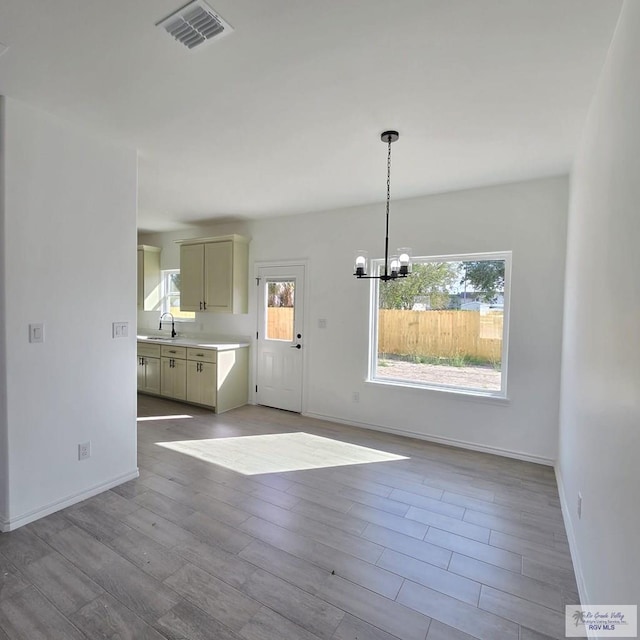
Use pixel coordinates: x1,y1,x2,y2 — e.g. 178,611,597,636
555,465,590,610
302,411,555,466
0,468,139,532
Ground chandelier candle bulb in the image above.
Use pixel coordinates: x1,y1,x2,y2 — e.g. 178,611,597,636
398,248,412,275
390,256,400,276
354,251,368,277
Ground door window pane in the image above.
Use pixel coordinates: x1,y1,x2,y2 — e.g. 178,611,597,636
266,281,295,341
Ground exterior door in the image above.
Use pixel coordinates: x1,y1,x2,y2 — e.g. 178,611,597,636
256,265,305,412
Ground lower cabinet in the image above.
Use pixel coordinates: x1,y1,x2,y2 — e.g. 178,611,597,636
186,347,216,407
137,356,160,394
137,341,248,413
137,343,161,394
160,356,187,401
187,360,216,407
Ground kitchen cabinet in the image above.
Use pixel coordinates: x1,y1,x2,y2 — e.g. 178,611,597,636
160,345,187,401
186,357,216,407
137,339,249,413
137,245,161,311
178,235,249,314
136,343,161,394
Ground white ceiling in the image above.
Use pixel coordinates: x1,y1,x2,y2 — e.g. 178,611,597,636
0,0,622,232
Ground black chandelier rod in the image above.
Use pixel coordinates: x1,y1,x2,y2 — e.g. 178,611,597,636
383,131,392,279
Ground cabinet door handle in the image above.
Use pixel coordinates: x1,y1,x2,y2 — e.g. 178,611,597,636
169,350,176,354
203,301,207,310
196,353,204,357
199,301,203,310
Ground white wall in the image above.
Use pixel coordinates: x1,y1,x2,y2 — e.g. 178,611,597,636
0,97,139,530
140,175,568,463
558,1,640,607
0,98,7,521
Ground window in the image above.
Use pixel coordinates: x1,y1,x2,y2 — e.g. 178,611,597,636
370,252,511,397
266,280,295,341
161,270,195,321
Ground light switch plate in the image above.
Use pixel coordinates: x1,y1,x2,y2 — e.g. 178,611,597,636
112,322,128,338
29,323,44,343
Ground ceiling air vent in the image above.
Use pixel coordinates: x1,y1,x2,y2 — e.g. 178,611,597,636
157,0,233,50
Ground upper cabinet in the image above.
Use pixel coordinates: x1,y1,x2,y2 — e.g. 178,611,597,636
137,245,161,311
178,235,249,314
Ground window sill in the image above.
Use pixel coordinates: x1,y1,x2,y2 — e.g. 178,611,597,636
365,377,510,406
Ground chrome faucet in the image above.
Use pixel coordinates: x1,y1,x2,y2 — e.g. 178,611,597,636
159,312,176,338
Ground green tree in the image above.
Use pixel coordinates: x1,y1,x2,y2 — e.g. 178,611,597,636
380,262,458,310
268,281,294,307
461,260,505,303
169,272,181,292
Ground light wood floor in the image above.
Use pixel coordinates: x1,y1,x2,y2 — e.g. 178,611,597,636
0,395,579,640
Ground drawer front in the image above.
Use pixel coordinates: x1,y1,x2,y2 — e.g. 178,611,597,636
187,347,217,363
161,345,187,359
137,342,161,358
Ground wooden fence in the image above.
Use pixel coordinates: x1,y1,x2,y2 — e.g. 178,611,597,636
378,309,503,361
267,307,503,361
267,307,294,341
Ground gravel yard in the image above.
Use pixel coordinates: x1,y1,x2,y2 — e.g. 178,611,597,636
377,359,501,391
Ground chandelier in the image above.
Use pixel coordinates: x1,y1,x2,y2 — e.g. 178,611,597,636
353,130,411,281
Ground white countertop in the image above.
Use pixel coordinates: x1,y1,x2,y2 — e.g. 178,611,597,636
137,335,250,351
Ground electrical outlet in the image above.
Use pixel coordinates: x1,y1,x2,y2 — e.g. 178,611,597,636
318,318,327,329
577,492,583,519
352,391,360,403
78,441,91,461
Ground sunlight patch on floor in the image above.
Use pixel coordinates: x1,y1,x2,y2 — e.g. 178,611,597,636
137,414,193,422
156,432,408,475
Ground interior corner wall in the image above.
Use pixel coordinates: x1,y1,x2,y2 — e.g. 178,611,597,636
1,98,139,530
558,0,640,606
0,97,8,524
140,175,568,464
